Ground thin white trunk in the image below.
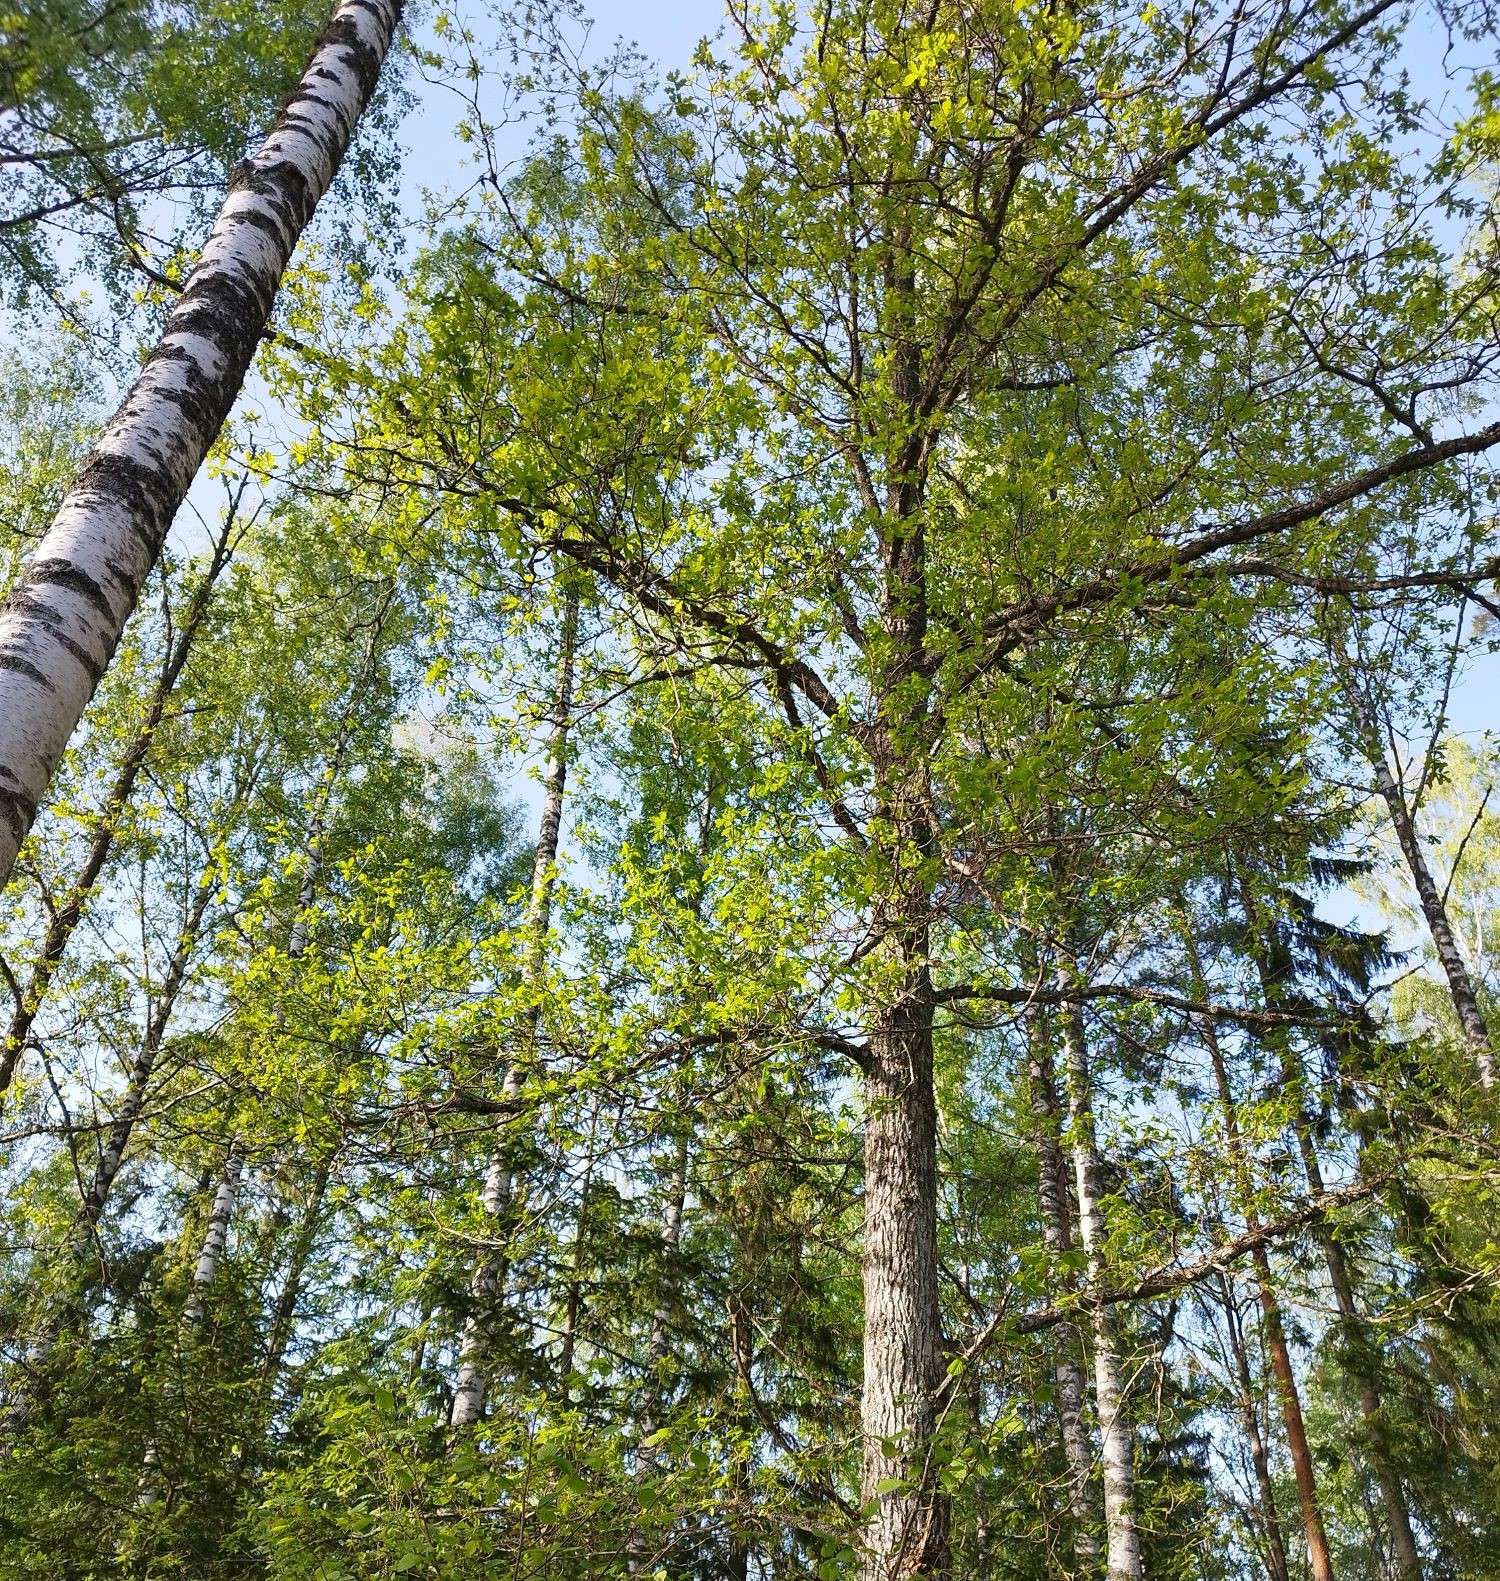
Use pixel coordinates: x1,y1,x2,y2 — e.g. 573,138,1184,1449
1349,686,1494,1090
1026,1008,1101,1570
1059,992,1142,1581
0,0,403,887
451,586,578,1428
183,1143,245,1329
638,1132,690,1468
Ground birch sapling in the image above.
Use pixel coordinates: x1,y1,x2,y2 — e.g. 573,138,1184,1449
0,0,403,887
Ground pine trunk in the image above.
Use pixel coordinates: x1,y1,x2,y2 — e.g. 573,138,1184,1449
1218,1271,1292,1581
0,0,403,888
1235,888,1419,1576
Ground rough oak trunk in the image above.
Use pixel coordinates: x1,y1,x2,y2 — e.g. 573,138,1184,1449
1057,994,1142,1581
0,0,403,887
860,953,948,1578
450,585,578,1428
1026,1007,1102,1571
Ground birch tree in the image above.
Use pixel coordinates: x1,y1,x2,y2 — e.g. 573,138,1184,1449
0,0,403,887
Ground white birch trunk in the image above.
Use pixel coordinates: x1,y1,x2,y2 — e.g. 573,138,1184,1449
0,511,238,1101
1059,992,1142,1581
1027,1009,1102,1571
183,1144,245,1329
0,0,403,888
450,585,578,1428
1350,688,1495,1091
637,1132,690,1469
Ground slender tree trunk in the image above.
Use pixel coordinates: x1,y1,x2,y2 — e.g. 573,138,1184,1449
557,1088,602,1392
2,866,215,1438
637,1132,689,1469
1026,1006,1101,1572
1218,1270,1292,1581
261,1159,333,1388
0,0,403,888
0,511,239,1100
727,1283,756,1581
79,871,217,1232
1232,893,1422,1579
1341,673,1493,1089
1191,922,1335,1581
1057,992,1142,1581
1252,1245,1335,1581
451,585,578,1428
183,1142,244,1329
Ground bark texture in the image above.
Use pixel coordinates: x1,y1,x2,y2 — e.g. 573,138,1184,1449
183,1143,245,1329
0,516,236,1100
860,966,949,1578
0,0,403,887
450,585,578,1427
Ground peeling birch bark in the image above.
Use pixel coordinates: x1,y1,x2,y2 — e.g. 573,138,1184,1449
0,0,404,888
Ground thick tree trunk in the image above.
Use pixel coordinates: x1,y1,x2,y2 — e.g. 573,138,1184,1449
0,0,403,888
451,585,578,1428
183,1143,245,1329
1057,995,1142,1581
1344,679,1494,1089
0,515,238,1101
1026,1008,1102,1572
860,964,949,1579
1218,1270,1292,1581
